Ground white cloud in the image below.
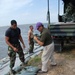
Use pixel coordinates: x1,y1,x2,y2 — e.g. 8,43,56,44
0,0,58,26
0,0,34,26
0,0,33,15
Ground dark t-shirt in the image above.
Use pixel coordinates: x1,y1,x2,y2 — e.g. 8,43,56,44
5,27,21,44
40,28,52,46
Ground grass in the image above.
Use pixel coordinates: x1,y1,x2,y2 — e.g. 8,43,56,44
27,55,41,66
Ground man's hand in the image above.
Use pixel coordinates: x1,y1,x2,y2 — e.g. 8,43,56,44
34,36,38,41
13,47,18,52
23,44,26,49
34,36,44,46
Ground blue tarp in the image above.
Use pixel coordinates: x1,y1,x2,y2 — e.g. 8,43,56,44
5,66,39,75
16,66,39,75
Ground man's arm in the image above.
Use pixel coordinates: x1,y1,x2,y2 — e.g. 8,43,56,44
34,36,44,46
28,31,31,44
5,36,18,52
19,35,25,48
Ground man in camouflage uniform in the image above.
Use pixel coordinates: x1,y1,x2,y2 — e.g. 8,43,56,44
28,25,34,53
5,20,26,74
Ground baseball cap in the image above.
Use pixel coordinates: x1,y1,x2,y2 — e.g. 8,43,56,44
35,22,43,30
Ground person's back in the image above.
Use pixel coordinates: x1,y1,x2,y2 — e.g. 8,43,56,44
40,28,52,46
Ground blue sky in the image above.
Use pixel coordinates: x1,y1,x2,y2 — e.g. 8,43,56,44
0,0,63,26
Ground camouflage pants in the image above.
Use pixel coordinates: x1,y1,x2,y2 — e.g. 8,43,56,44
29,38,34,53
8,43,25,69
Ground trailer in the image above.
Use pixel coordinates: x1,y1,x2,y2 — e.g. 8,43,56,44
47,0,75,52
50,22,75,52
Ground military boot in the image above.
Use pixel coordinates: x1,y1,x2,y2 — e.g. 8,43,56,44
9,69,16,75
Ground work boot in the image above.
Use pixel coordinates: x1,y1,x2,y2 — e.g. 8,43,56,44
38,69,48,73
50,62,57,66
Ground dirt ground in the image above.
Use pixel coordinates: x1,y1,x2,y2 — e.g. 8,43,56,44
37,46,75,75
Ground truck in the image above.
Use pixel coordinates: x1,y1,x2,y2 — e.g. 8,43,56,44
48,0,75,52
